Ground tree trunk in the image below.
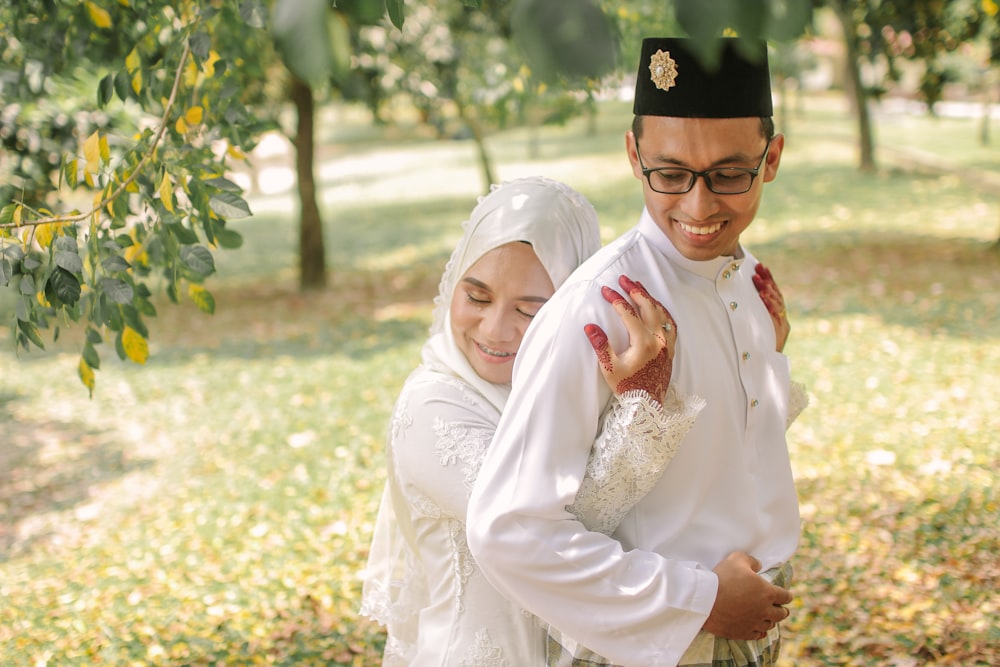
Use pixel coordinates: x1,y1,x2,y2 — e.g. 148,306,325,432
290,76,327,291
832,0,876,172
456,99,496,193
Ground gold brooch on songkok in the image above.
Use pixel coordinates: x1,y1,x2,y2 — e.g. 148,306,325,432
649,49,678,92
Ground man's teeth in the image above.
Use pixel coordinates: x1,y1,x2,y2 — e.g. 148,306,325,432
478,343,513,357
678,221,723,235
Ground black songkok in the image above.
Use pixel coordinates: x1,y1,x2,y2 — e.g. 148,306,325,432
632,37,773,118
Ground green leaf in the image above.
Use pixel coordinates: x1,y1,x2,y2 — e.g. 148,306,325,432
22,255,42,271
55,250,84,274
2,244,24,261
239,0,268,28
272,0,333,84
114,69,131,102
82,340,101,370
209,192,252,219
101,277,134,304
0,204,16,225
0,258,10,287
189,32,211,62
63,158,79,189
115,235,135,248
180,245,216,276
15,295,29,322
97,73,114,108
54,236,77,252
102,255,131,273
85,326,103,344
203,176,243,192
165,222,200,245
17,319,45,350
49,267,82,305
213,227,243,249
136,296,157,317
386,0,404,29
19,273,35,295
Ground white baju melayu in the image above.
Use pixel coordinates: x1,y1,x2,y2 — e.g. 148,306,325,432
467,209,803,667
360,180,705,667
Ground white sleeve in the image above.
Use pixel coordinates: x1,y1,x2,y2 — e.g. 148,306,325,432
467,285,718,667
568,387,705,536
393,375,498,521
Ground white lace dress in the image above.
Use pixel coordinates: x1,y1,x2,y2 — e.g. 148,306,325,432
360,365,706,666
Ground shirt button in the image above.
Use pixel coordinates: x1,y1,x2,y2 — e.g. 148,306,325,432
742,352,751,361
723,271,732,280
751,399,759,408
729,301,739,311
732,262,740,272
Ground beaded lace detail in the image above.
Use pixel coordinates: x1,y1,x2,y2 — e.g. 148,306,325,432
460,628,511,666
568,387,705,535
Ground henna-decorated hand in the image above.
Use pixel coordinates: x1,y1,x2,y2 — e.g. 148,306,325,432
584,274,677,405
752,263,790,353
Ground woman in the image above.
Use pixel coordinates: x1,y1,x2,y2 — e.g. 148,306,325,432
360,177,704,665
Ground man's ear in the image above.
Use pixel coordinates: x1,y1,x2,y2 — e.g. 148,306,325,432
763,133,785,183
625,131,643,180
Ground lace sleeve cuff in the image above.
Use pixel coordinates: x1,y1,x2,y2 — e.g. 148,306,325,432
786,380,809,429
567,386,706,535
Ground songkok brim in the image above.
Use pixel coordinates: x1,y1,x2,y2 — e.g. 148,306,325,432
633,37,773,118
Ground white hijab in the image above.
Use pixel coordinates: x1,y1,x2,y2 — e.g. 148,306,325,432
360,177,601,656
423,176,602,411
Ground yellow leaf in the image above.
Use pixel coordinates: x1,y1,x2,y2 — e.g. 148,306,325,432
86,1,112,29
79,357,96,397
175,117,188,135
226,145,247,161
986,0,999,16
159,173,174,213
184,59,198,87
118,0,129,7
83,131,101,174
122,326,148,364
125,48,140,73
99,134,110,164
188,283,215,314
203,51,221,76
35,223,64,249
131,69,142,94
125,243,148,266
185,106,203,125
12,204,21,225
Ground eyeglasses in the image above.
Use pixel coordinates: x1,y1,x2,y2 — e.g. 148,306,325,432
636,138,773,195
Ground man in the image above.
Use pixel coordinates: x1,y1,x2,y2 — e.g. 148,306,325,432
467,37,800,667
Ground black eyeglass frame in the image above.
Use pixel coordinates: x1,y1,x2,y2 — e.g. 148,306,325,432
635,137,774,195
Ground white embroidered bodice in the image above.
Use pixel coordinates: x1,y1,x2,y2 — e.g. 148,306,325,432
360,365,705,666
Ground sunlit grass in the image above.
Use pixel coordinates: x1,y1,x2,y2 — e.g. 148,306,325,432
2,96,999,665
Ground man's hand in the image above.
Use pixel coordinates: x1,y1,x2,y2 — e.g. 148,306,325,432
702,552,793,640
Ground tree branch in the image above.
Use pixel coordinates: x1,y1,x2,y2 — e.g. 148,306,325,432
2,39,192,230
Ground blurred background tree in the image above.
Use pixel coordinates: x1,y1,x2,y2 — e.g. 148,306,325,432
3,0,997,392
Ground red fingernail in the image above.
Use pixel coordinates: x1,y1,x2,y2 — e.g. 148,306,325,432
601,285,625,305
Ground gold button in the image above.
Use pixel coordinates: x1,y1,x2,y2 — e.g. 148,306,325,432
730,301,738,311
723,271,732,279
742,352,751,361
751,399,759,408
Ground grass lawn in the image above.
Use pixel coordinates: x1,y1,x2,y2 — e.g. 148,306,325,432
2,96,999,666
